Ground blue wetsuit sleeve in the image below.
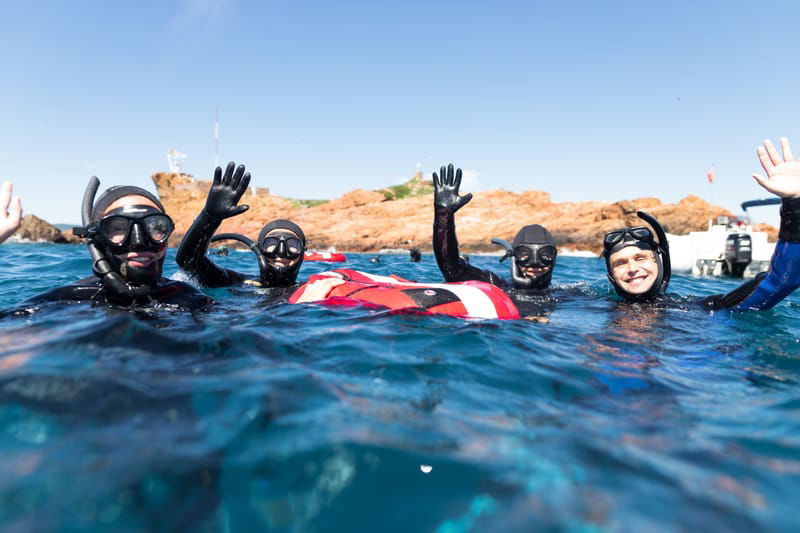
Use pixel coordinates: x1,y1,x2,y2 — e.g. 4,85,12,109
704,198,800,311
728,241,800,310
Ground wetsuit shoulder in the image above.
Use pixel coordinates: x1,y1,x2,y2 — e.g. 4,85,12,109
22,276,105,304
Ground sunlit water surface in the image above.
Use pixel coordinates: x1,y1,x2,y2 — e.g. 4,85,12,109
0,244,799,532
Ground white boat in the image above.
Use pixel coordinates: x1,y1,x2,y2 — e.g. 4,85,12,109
668,198,779,278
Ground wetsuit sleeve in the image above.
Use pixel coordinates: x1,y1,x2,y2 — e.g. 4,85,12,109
175,210,245,288
703,198,800,311
433,207,508,286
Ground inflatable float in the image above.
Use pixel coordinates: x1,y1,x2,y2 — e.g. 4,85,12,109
289,269,520,320
304,251,347,262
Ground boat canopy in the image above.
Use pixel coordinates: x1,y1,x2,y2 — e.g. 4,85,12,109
741,198,781,211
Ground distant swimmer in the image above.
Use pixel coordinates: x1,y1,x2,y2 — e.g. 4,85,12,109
432,163,556,292
370,256,381,263
176,162,306,294
21,178,211,310
0,181,22,244
409,247,422,262
604,137,800,311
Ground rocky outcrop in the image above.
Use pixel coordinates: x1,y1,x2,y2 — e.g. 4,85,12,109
152,172,771,253
13,215,78,243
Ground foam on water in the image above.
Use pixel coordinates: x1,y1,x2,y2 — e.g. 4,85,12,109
0,243,798,531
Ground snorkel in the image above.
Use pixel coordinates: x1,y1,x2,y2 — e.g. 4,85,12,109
603,210,671,302
74,177,152,298
209,233,270,285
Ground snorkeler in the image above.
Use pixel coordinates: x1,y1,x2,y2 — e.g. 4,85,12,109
22,177,211,310
175,162,306,291
432,164,557,291
0,181,22,244
604,137,800,311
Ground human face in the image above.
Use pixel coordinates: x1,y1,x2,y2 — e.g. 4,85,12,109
513,244,555,279
102,195,167,270
608,247,658,295
263,229,302,268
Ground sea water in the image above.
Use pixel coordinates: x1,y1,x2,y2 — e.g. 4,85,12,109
0,243,798,532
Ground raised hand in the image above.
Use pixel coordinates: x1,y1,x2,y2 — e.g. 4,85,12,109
753,138,800,198
205,161,252,220
433,163,472,213
0,181,22,243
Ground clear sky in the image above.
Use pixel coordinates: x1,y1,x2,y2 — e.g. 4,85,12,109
2,0,798,225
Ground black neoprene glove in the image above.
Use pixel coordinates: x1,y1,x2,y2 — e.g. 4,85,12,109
433,163,473,214
205,161,251,221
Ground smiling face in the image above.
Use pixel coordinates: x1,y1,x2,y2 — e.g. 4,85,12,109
520,264,552,279
608,246,659,295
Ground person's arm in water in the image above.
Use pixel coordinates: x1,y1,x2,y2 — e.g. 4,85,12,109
704,137,800,310
176,162,251,288
0,181,22,243
432,164,507,286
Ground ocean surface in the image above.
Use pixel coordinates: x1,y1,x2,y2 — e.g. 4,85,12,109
1,243,799,532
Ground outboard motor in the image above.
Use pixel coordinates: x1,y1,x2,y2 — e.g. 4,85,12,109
723,233,752,277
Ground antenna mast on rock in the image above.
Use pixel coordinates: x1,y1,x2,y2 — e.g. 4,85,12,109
167,148,187,174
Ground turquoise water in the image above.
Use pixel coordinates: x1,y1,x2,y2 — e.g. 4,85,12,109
1,243,799,532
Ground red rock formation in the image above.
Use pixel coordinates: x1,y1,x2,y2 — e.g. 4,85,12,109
152,172,773,253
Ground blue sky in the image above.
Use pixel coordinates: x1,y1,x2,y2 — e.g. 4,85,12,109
1,0,798,225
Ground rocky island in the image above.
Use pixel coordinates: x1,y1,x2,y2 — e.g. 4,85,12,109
151,171,775,254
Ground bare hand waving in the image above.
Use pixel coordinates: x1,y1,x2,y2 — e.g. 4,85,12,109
753,138,800,198
0,182,22,243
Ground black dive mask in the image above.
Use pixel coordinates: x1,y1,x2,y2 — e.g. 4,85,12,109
602,211,671,303
74,177,169,298
94,208,174,251
261,233,304,260
260,230,305,286
209,220,306,287
95,206,171,285
513,244,557,268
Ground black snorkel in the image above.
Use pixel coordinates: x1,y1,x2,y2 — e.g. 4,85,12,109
492,238,513,263
636,210,671,292
493,236,536,287
73,177,152,299
209,233,270,285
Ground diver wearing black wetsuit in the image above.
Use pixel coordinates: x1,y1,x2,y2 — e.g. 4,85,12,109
175,162,306,298
432,164,557,291
22,178,211,311
603,136,800,311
